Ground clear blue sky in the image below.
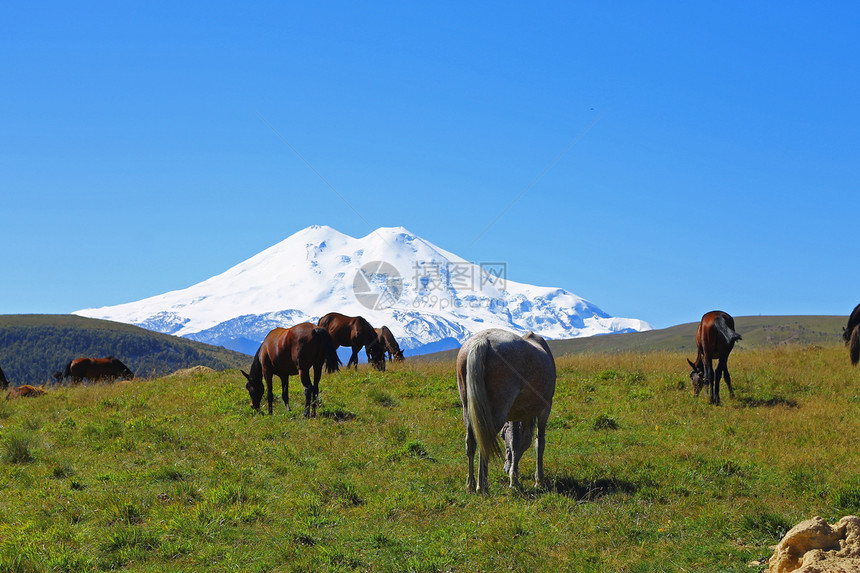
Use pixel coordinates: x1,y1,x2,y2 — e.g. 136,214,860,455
2,2,858,329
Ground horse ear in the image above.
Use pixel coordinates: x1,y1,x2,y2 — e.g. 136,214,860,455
687,359,695,369
240,370,250,381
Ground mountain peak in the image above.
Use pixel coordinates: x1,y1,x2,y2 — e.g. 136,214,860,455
74,225,651,355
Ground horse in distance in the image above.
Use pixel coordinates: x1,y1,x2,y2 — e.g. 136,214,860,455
241,322,340,417
375,326,404,362
318,312,386,371
457,329,556,494
687,310,742,405
62,357,134,384
843,303,860,366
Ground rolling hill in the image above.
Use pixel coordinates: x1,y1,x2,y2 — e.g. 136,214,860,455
0,314,251,386
1,314,849,384
413,315,850,361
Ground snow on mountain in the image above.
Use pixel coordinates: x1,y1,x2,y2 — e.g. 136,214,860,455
74,225,651,355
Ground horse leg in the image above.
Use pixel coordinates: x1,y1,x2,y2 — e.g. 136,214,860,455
264,372,275,415
704,357,717,405
529,416,545,489
720,360,735,399
348,346,359,369
714,361,724,403
502,422,513,475
299,368,314,418
713,360,723,405
310,365,321,418
465,425,477,492
280,375,290,412
502,422,521,489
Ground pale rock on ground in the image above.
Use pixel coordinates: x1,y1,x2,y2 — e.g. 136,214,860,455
168,365,216,377
767,515,860,573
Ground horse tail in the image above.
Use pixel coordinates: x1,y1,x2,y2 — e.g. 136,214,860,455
62,361,73,380
845,304,860,343
850,325,860,366
714,315,742,345
315,328,341,373
465,337,502,461
0,365,8,390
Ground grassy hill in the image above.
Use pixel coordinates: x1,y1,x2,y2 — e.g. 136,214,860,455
1,344,858,571
0,315,250,385
414,315,849,362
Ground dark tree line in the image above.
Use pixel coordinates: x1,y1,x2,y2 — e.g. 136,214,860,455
0,324,248,386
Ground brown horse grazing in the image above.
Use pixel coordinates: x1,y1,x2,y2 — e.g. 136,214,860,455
687,310,742,405
318,312,386,371
62,357,134,384
241,323,341,416
457,329,556,493
0,364,8,390
843,303,860,366
6,385,47,400
375,326,404,362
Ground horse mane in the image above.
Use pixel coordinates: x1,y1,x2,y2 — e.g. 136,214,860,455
247,351,263,386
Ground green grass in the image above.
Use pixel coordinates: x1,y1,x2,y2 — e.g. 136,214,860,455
0,345,858,571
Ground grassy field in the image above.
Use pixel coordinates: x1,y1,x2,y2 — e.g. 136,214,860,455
1,343,859,572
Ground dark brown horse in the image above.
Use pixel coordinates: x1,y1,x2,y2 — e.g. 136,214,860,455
6,385,47,400
62,357,134,384
843,303,860,366
318,312,386,371
375,326,404,362
241,323,341,416
0,364,8,390
687,311,742,405
457,329,556,493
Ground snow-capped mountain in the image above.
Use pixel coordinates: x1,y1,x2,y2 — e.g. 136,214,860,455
74,226,651,355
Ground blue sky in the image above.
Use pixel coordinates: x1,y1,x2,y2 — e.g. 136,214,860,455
2,2,858,329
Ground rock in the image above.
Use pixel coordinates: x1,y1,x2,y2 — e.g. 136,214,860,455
767,516,860,573
168,365,216,377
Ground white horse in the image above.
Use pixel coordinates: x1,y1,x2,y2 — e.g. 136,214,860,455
456,329,556,493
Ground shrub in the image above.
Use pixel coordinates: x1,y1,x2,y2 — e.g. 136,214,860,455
2,430,36,463
593,413,619,430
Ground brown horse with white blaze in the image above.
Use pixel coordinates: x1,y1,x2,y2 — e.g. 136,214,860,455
843,303,860,366
241,323,340,416
318,312,386,371
457,329,556,493
62,357,134,384
687,310,742,405
375,326,404,362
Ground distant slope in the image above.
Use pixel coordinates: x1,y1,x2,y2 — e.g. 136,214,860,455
413,316,849,362
0,315,251,385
